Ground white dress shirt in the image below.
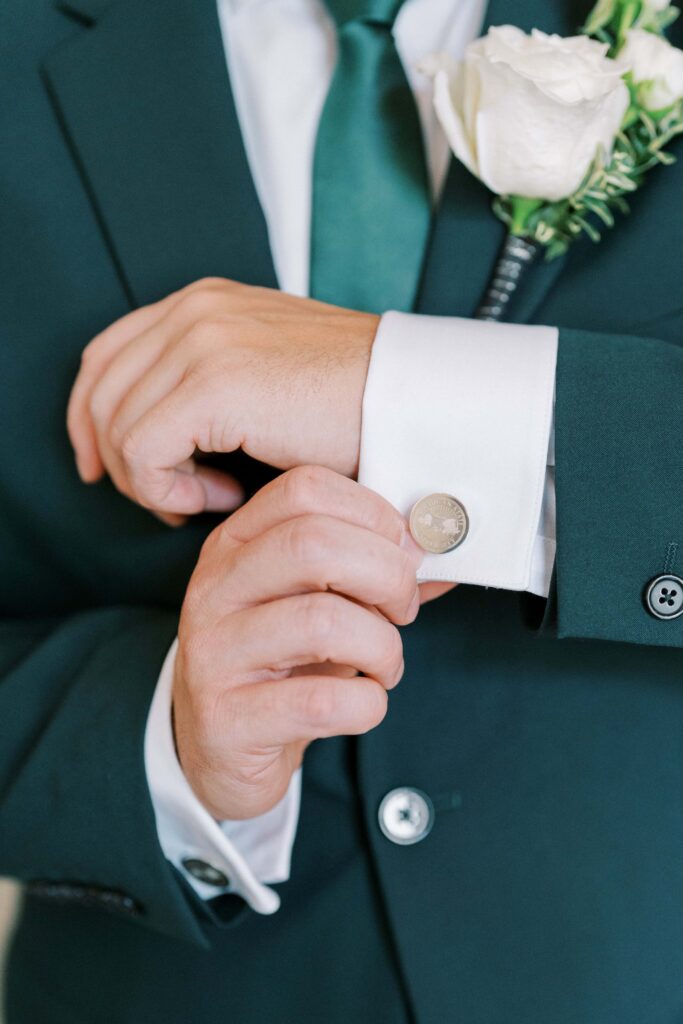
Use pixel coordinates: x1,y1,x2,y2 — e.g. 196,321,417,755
145,0,558,914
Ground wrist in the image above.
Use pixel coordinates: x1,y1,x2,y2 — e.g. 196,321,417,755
337,311,379,478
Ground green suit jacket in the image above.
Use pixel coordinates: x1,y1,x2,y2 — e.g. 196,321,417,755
1,0,683,1021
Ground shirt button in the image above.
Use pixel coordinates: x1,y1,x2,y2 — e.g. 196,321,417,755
181,858,230,888
378,787,435,846
645,575,683,620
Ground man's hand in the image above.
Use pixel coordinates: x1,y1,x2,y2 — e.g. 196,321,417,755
67,278,378,516
172,466,422,821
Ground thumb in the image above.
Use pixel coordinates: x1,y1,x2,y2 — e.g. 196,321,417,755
193,466,246,513
148,466,245,520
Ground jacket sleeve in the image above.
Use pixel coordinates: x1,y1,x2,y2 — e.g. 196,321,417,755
552,322,683,648
0,607,214,948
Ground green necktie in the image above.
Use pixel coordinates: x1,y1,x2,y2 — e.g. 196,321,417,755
309,0,432,313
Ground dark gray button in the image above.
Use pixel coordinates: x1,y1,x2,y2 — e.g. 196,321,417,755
645,575,683,620
378,787,434,846
181,858,230,888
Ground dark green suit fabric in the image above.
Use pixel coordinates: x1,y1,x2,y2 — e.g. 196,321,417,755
1,0,682,1021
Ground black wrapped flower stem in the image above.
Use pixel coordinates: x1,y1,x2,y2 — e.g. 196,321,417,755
474,233,540,322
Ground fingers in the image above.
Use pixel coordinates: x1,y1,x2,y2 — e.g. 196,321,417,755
223,466,415,551
86,354,243,514
175,461,245,513
195,593,405,690
67,294,180,480
196,514,422,625
114,373,223,513
68,277,377,512
224,673,389,748
86,328,176,496
177,667,390,817
73,318,244,515
67,278,226,485
148,462,244,524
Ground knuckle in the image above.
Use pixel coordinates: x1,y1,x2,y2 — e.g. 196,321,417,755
285,515,330,567
107,410,129,452
213,516,241,552
298,682,337,728
176,288,218,322
120,427,143,468
299,593,339,646
88,382,111,428
281,465,331,515
178,320,223,356
187,276,226,293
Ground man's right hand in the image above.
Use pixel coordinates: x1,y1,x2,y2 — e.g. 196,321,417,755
173,466,423,821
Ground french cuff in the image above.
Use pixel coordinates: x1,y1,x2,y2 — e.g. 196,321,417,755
144,640,301,915
358,312,558,596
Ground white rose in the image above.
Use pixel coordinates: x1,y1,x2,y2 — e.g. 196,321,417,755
621,28,683,110
647,0,672,12
431,26,630,201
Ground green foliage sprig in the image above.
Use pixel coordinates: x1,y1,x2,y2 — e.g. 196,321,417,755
495,0,683,259
584,0,679,49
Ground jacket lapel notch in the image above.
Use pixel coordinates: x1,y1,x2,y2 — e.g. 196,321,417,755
44,0,277,308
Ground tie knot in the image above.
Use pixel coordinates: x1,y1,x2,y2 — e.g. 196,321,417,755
325,0,404,28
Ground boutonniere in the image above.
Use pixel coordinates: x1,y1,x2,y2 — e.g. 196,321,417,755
424,0,683,320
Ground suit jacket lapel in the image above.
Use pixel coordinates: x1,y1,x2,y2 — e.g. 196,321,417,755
416,0,584,324
44,0,277,308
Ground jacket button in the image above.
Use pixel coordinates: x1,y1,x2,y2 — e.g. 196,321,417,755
645,575,683,620
181,858,230,888
378,787,435,846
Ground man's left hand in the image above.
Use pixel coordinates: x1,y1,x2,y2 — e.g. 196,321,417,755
67,278,378,516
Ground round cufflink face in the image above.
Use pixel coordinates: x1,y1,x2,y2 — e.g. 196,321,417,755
645,575,683,620
409,493,469,554
378,787,435,846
